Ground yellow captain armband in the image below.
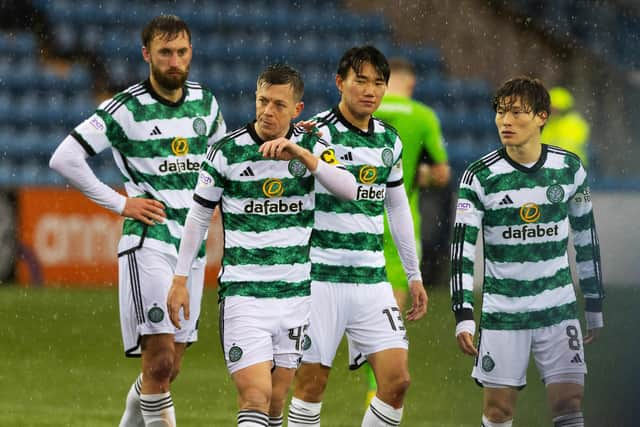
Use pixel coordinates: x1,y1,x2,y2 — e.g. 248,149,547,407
320,148,339,165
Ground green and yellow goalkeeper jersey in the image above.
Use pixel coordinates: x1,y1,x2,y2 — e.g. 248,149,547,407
71,79,226,262
450,144,604,330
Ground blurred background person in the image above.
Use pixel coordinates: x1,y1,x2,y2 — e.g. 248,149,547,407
369,56,450,406
542,86,591,166
375,57,451,307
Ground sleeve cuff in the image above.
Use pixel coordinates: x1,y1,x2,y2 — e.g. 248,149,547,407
454,308,474,323
585,298,603,312
585,311,603,330
455,320,476,337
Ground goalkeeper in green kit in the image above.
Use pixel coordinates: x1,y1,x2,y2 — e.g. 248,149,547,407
367,57,451,405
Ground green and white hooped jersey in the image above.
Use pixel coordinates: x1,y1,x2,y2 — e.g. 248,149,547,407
70,79,226,261
194,123,334,299
451,144,604,330
310,107,403,285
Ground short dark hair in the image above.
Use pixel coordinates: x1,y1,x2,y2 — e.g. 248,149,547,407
141,15,191,49
257,64,304,102
337,45,390,84
492,76,551,116
388,57,415,76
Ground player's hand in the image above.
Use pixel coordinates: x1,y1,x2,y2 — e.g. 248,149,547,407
584,327,601,344
406,280,428,321
167,276,189,329
456,332,478,356
295,120,323,137
122,197,166,226
429,163,451,187
259,137,305,161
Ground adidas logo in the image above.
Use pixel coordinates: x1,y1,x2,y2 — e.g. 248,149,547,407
240,166,254,177
340,152,353,161
570,353,583,364
150,126,162,136
499,194,514,205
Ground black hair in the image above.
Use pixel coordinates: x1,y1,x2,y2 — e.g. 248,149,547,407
141,15,191,48
337,45,390,84
257,64,304,102
492,76,551,116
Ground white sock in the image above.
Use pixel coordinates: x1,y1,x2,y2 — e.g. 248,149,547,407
237,410,268,426
140,392,175,427
482,414,513,427
362,396,403,426
268,413,283,426
553,412,584,427
287,397,322,427
118,374,144,427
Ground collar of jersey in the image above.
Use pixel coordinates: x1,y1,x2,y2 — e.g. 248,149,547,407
333,106,374,136
143,79,188,107
500,144,548,173
247,121,295,145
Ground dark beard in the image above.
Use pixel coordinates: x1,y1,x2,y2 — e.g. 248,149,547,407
151,64,189,91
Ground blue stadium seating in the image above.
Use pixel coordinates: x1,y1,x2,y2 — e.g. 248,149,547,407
1,0,502,186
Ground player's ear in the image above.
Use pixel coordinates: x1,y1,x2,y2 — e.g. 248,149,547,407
293,101,304,119
142,45,151,64
536,111,548,127
335,74,344,94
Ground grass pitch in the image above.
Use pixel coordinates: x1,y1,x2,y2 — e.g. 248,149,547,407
0,284,636,426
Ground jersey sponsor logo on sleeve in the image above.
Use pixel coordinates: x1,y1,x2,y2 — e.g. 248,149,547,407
456,200,472,213
89,116,105,132
381,148,394,167
320,148,339,165
197,171,214,188
171,137,189,156
546,184,565,203
572,187,591,204
359,165,377,184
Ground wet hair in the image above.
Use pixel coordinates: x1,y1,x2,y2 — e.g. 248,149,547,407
141,15,191,48
337,45,390,84
388,57,416,77
256,64,304,102
492,76,551,117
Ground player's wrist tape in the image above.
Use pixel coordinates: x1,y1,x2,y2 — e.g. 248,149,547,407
585,311,603,330
455,320,475,337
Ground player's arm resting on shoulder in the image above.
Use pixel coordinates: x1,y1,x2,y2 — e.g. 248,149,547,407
168,202,215,328
50,135,127,214
384,184,427,320
311,157,357,200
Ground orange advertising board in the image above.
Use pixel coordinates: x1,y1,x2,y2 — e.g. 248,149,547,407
17,187,221,287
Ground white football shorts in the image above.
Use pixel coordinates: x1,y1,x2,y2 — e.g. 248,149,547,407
472,318,587,388
219,295,311,375
302,281,409,368
118,246,204,357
